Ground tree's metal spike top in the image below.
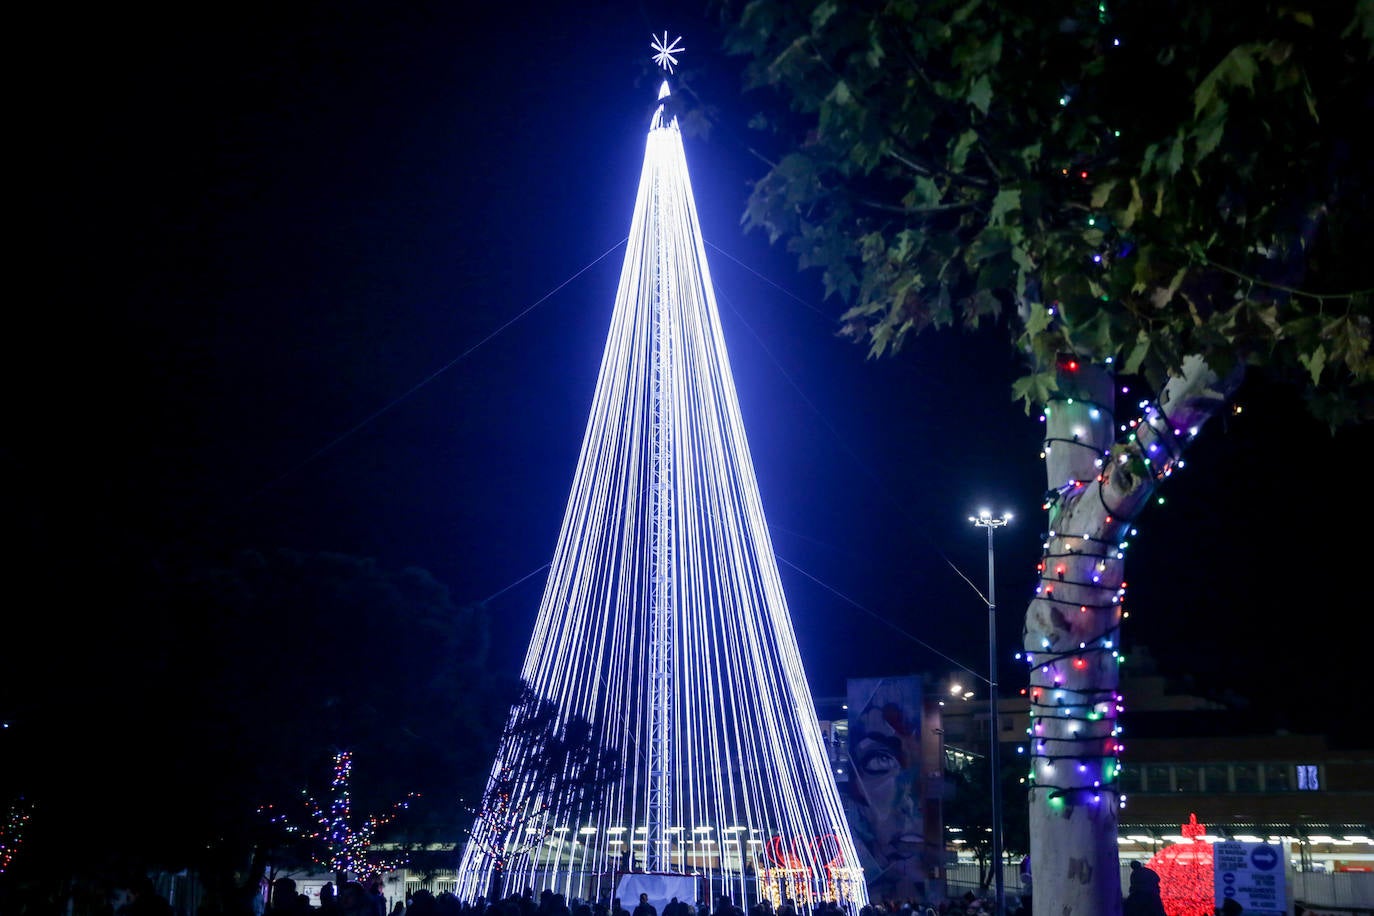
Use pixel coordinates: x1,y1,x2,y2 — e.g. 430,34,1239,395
456,50,867,910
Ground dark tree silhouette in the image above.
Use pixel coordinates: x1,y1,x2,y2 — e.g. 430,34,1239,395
466,683,624,901
4,547,506,913
943,755,1029,892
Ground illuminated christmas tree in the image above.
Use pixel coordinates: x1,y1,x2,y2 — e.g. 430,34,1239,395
454,34,865,908
1,797,32,875
260,750,416,883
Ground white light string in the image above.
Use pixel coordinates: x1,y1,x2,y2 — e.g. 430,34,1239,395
456,89,866,910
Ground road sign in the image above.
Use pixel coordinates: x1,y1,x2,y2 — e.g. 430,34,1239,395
1213,841,1287,915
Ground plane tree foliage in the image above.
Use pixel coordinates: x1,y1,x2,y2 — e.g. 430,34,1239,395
721,3,1371,915
723,0,1372,423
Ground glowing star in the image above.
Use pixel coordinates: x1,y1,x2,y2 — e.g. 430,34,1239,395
651,31,684,73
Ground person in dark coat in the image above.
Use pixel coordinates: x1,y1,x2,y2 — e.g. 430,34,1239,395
118,877,174,916
1124,861,1166,916
339,883,378,916
408,890,439,916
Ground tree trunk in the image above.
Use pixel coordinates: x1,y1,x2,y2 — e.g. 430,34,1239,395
1026,357,1239,916
488,862,505,905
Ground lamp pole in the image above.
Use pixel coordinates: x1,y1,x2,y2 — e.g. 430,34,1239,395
971,509,1011,916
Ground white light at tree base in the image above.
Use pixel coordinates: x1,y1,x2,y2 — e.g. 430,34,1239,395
455,52,865,909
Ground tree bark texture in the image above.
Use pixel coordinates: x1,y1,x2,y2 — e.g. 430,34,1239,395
1025,357,1238,916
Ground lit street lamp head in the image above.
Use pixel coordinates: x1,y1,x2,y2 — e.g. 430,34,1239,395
970,509,1013,528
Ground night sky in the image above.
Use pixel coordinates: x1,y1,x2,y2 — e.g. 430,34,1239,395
11,0,1372,806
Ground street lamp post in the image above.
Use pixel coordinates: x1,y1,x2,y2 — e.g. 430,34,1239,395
971,509,1011,916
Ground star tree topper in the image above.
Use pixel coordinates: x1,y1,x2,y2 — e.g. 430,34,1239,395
651,32,684,73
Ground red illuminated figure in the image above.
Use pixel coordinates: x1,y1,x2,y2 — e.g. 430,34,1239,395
1144,815,1216,916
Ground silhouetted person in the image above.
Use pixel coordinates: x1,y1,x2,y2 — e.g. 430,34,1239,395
438,892,464,916
119,877,173,916
409,890,439,916
340,883,377,916
266,879,311,916
633,895,657,916
1124,862,1166,916
366,881,388,916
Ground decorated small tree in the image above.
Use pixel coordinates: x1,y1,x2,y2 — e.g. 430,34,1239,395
259,750,417,884
1,797,32,875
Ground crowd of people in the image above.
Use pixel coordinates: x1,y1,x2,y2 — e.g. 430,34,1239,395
241,880,1026,916
407,888,845,916
113,867,1229,916
319,885,1026,916
98,873,1006,916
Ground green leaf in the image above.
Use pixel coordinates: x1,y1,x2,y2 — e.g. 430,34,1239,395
966,287,1002,326
969,74,993,114
1011,371,1058,412
1298,346,1327,385
966,227,1012,263
1022,303,1054,337
1192,108,1227,162
1122,179,1144,229
811,0,839,28
1164,134,1185,176
1194,45,1261,117
905,175,943,208
989,188,1021,226
1325,315,1372,370
1123,332,1151,375
1090,180,1118,209
950,129,978,170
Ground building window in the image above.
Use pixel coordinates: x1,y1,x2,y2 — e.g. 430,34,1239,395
1145,765,1171,793
1118,766,1144,795
1234,764,1260,793
1263,764,1292,792
1202,764,1229,793
1174,765,1200,793
1296,764,1320,791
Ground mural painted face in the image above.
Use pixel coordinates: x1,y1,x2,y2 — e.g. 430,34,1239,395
846,677,926,900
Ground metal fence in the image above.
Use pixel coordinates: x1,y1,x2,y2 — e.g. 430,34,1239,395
1292,872,1374,910
132,863,1374,916
941,863,1374,912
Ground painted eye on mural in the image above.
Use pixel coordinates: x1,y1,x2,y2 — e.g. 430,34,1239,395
854,736,902,777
